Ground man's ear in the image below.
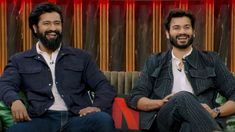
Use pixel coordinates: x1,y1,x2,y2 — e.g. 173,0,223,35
165,31,170,39
33,25,37,34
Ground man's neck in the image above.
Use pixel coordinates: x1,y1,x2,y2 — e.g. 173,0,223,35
172,46,192,60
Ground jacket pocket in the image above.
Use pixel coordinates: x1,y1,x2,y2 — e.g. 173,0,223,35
19,67,41,74
62,63,84,88
189,68,216,94
63,63,84,72
189,67,216,78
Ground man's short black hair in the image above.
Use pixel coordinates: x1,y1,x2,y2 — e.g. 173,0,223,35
29,2,63,37
164,9,195,31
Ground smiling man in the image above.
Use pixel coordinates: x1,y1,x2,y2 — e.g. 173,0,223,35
127,9,235,132
0,3,116,132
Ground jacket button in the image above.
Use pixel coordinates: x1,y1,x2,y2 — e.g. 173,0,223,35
61,95,64,98
55,82,58,84
50,96,53,99
48,83,52,86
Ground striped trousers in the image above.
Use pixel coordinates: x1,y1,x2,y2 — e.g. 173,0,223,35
151,91,222,132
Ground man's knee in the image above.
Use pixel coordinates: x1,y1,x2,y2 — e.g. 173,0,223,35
89,112,114,124
68,112,115,132
172,91,195,101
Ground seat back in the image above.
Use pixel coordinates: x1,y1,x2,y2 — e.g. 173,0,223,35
103,71,140,95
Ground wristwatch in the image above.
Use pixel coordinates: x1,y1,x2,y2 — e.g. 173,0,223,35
213,107,221,118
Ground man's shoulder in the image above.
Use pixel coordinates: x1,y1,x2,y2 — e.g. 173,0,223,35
198,50,218,56
197,50,220,61
62,46,91,57
9,50,31,60
143,51,170,73
147,51,170,63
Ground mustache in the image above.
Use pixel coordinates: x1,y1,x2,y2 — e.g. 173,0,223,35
176,34,190,38
45,30,61,35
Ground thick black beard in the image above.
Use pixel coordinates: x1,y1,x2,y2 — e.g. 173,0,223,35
169,34,194,49
37,30,62,52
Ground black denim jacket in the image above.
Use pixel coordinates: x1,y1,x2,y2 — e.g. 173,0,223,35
127,48,235,130
0,45,116,117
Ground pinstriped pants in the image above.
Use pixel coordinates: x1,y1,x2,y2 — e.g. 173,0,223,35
154,91,222,132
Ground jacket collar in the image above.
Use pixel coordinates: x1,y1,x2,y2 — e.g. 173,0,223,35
163,47,198,69
184,47,198,69
23,44,76,58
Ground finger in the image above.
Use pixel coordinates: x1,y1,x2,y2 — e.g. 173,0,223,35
94,107,101,112
19,112,25,122
164,94,174,100
12,112,17,122
23,111,31,121
201,104,208,108
162,99,169,103
14,111,20,122
80,113,87,117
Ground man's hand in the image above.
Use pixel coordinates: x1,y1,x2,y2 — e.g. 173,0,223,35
156,93,175,108
163,93,175,102
79,107,101,117
137,93,175,111
11,100,31,122
201,103,218,118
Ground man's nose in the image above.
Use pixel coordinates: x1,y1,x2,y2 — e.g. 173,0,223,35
48,24,57,31
179,28,186,34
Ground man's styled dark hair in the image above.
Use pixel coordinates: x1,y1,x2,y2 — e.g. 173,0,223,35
29,2,63,37
164,9,195,31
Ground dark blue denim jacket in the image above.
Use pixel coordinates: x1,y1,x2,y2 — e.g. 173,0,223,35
127,48,235,130
0,45,116,117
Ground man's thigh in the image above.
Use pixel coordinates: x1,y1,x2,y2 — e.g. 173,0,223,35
7,117,59,132
63,112,115,132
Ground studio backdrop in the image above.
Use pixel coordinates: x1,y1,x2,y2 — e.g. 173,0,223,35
0,0,235,73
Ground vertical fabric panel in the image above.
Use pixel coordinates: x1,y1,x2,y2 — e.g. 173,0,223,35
58,1,74,47
100,0,109,71
214,1,230,65
109,2,125,71
135,1,152,71
74,0,83,48
179,0,188,10
188,0,205,50
152,0,161,53
7,0,23,57
126,0,135,71
0,0,7,74
21,0,32,51
231,0,235,72
83,1,99,63
204,0,214,51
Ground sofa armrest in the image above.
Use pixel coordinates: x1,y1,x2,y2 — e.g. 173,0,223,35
112,97,140,131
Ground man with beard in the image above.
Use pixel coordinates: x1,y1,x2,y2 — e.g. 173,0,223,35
127,9,235,132
0,3,116,132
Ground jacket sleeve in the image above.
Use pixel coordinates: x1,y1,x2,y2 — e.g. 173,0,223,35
212,53,235,101
126,55,156,109
82,54,116,113
0,55,21,107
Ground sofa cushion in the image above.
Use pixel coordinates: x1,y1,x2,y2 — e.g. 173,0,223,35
0,101,13,129
0,91,27,130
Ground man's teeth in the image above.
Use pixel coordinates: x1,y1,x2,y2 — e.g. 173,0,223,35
178,37,187,40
